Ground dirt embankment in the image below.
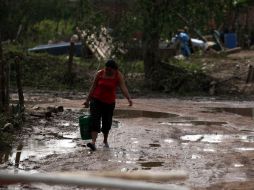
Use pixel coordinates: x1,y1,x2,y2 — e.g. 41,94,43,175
201,50,254,96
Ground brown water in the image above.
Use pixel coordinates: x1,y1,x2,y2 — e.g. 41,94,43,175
114,109,178,118
1,106,254,190
0,108,239,173
214,107,254,119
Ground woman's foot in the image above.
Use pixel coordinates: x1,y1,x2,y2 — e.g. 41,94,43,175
87,142,96,151
103,142,109,148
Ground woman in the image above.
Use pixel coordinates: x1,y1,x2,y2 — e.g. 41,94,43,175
83,59,132,151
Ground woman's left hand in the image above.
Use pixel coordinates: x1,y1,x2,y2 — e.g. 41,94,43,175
128,99,133,106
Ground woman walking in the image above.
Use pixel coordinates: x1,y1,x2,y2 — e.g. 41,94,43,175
83,60,132,151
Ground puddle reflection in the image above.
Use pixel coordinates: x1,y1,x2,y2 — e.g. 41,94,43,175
110,149,141,164
213,107,254,119
191,154,201,159
160,120,227,127
0,146,12,164
114,109,178,118
203,148,216,152
160,122,193,126
234,163,244,167
58,121,71,127
235,147,254,151
181,134,254,143
15,144,23,168
3,136,77,166
164,139,174,144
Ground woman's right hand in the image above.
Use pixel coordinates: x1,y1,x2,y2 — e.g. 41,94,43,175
83,100,89,108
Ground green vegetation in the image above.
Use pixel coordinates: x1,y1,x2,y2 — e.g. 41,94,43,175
5,51,92,91
4,46,210,95
28,19,75,46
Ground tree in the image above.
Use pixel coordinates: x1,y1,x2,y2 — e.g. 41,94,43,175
0,40,5,113
140,0,165,79
112,0,245,83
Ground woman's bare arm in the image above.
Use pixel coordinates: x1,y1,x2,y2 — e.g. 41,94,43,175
118,71,133,106
83,71,101,107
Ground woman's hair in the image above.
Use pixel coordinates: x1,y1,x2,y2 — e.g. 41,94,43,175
105,59,118,70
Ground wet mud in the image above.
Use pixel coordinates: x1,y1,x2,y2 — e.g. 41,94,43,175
1,92,254,189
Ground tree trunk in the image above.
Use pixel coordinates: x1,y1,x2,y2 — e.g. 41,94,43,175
68,41,74,72
0,40,8,113
142,1,161,81
143,32,160,79
15,56,24,109
0,41,4,112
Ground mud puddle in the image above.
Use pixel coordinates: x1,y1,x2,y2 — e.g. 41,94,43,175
180,134,254,143
212,107,254,119
0,108,240,165
0,109,199,174
0,133,80,174
1,104,254,190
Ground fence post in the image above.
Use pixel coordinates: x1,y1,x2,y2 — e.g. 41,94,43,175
246,65,254,83
15,56,24,109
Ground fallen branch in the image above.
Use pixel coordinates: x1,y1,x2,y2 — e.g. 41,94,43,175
224,47,242,55
0,172,189,190
61,170,188,182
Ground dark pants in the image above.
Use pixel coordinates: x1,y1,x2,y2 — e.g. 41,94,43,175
89,98,115,134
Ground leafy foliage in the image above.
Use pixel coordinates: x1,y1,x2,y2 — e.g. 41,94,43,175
1,0,79,43
28,19,75,45
4,49,93,90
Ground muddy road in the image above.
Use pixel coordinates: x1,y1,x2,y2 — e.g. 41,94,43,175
1,91,254,189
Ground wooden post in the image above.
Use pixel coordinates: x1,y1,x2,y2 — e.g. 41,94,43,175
68,41,74,72
246,65,254,83
66,41,75,85
0,172,189,190
251,67,254,83
15,56,24,109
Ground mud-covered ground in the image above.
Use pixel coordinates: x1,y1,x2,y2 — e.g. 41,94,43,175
1,90,254,190
1,50,254,189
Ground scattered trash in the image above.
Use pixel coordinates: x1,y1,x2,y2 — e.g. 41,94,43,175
28,42,82,57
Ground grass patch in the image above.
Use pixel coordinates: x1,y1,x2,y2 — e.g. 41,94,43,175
5,50,96,91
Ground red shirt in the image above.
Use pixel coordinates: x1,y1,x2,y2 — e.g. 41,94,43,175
92,69,119,104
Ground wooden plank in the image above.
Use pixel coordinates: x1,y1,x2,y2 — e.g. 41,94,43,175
224,47,242,54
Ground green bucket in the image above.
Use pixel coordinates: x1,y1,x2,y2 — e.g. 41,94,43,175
79,114,92,140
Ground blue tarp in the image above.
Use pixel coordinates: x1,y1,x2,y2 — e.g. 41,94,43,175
28,42,82,57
